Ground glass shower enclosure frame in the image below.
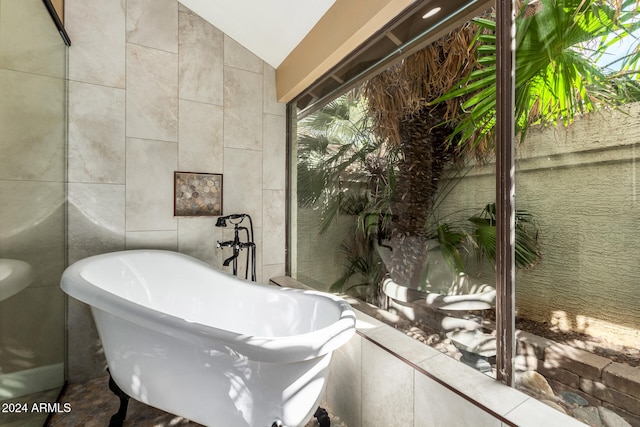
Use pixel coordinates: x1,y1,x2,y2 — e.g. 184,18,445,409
0,0,68,425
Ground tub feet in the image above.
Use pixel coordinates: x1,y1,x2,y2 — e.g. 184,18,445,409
271,407,330,427
107,370,130,427
314,407,330,427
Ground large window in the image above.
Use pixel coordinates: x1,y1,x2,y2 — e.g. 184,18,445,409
289,1,640,425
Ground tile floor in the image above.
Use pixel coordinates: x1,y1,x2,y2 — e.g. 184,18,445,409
45,375,346,427
46,375,198,427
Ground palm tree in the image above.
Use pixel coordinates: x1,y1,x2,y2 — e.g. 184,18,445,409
363,21,480,237
298,0,640,294
362,0,640,286
297,91,394,301
297,90,390,234
442,0,640,151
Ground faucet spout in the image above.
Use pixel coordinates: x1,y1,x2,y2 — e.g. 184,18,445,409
223,253,238,267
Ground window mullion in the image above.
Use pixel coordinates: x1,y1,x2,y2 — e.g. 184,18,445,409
495,0,516,386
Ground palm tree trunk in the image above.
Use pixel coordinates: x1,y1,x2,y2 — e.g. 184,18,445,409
392,105,453,236
385,105,455,288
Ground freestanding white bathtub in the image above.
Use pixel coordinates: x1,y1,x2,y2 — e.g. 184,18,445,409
61,250,356,427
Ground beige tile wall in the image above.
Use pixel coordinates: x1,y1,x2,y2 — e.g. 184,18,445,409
268,277,590,427
65,0,287,382
324,308,588,427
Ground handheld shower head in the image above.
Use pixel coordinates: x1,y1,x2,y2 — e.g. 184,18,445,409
215,213,246,227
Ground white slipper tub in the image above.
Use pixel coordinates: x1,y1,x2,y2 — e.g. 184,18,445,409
61,250,355,427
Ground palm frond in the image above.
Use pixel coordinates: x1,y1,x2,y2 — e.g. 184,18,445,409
440,0,640,151
297,90,391,234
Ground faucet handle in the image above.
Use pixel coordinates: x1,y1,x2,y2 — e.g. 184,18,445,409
216,240,233,248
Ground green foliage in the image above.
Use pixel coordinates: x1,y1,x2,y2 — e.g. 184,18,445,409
328,199,542,296
299,0,640,296
467,203,540,269
297,91,391,234
328,231,386,302
437,0,640,151
436,222,467,272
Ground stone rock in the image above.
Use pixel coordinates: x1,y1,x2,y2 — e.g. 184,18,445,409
602,363,640,398
516,370,556,399
598,406,632,427
545,344,612,381
573,406,604,427
541,399,568,414
560,391,590,407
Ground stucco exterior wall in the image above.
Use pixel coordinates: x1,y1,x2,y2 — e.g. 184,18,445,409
444,102,640,347
518,103,640,347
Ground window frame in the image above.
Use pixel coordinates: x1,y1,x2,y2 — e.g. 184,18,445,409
285,0,517,387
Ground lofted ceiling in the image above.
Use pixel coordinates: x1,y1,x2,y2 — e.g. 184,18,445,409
176,0,492,106
177,0,337,68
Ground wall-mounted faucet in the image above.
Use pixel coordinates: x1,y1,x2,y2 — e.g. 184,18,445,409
215,213,256,281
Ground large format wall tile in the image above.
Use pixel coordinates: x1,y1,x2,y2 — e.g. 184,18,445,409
178,100,223,173
0,70,65,181
67,298,105,383
64,0,288,384
222,148,263,227
262,189,285,265
263,64,286,116
68,81,125,184
224,35,262,74
126,44,178,142
66,0,125,88
0,0,66,78
416,353,529,417
327,334,362,427
414,372,502,427
0,180,65,287
126,230,178,250
224,67,263,150
177,217,220,265
263,114,287,190
178,8,223,105
125,138,178,231
361,339,414,426
67,183,125,264
127,0,178,53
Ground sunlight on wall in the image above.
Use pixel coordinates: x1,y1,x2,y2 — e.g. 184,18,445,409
549,310,639,348
550,310,572,331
